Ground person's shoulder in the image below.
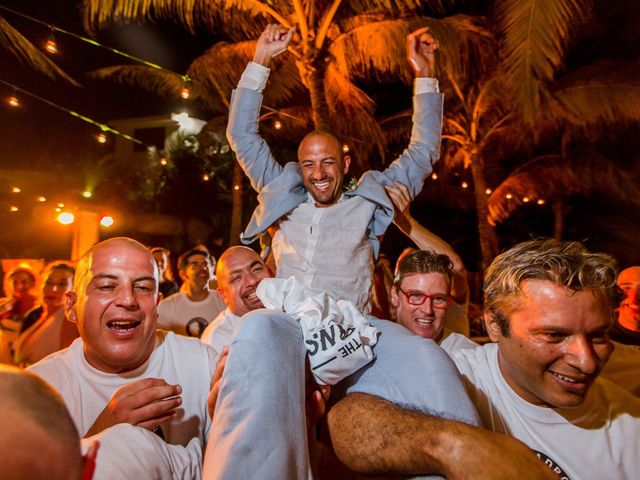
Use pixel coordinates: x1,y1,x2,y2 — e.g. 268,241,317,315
441,332,478,353
158,291,186,309
161,330,216,355
27,338,81,378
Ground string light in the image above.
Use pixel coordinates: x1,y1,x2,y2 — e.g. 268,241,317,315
37,196,46,202
57,202,64,208
461,181,468,189
274,119,282,130
44,28,58,54
100,215,114,227
10,206,18,212
11,186,21,193
523,197,530,203
55,207,62,212
233,185,240,191
0,79,150,148
160,158,168,166
202,173,210,181
82,191,92,198
180,85,190,99
537,199,545,205
96,133,107,143
485,188,491,195
505,193,513,199
8,95,19,107
431,172,438,180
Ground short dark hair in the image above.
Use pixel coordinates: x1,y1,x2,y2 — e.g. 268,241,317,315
178,248,210,271
484,239,618,336
394,250,454,288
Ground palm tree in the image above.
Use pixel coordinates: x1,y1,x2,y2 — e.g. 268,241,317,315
437,0,640,269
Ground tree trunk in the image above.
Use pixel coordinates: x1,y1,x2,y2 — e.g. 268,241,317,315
470,153,500,271
299,48,331,131
553,198,564,241
229,161,244,246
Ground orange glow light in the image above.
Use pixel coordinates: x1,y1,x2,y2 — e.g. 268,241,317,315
45,39,58,54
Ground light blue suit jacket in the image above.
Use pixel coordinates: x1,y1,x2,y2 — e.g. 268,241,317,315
226,87,444,258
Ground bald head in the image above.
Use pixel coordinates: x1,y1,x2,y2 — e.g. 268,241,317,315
216,246,271,316
74,237,158,295
0,366,83,480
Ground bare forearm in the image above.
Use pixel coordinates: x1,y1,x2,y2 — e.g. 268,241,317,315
327,393,464,476
327,393,556,479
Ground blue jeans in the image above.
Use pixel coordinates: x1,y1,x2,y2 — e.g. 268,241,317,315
204,310,479,479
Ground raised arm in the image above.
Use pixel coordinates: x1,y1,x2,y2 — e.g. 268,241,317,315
226,24,295,191
327,393,557,479
379,28,443,198
386,181,469,303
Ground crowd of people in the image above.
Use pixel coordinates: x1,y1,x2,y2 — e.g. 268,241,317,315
1,24,639,480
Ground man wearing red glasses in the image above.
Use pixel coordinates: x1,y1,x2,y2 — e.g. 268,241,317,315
391,249,476,350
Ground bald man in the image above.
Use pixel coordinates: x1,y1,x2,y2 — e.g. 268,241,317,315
0,365,94,480
200,246,272,353
29,237,216,452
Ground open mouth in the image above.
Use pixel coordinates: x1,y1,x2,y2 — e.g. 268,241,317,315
311,180,331,192
243,291,262,305
415,318,435,326
550,371,589,393
107,320,141,333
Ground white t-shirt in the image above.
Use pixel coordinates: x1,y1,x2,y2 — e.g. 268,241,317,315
29,331,217,446
83,423,202,480
440,330,477,351
445,342,640,479
158,291,226,338
200,308,241,355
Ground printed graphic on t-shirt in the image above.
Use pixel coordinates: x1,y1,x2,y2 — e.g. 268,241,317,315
186,317,208,337
534,450,571,480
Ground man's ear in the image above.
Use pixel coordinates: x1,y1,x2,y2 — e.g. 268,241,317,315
81,439,99,480
343,155,351,174
216,287,226,304
65,291,78,324
484,309,502,342
178,269,187,283
390,286,400,309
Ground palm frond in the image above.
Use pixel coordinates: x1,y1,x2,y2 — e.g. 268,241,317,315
496,0,593,125
0,16,80,85
188,40,306,108
547,60,640,129
81,0,271,38
88,65,220,111
331,15,495,87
